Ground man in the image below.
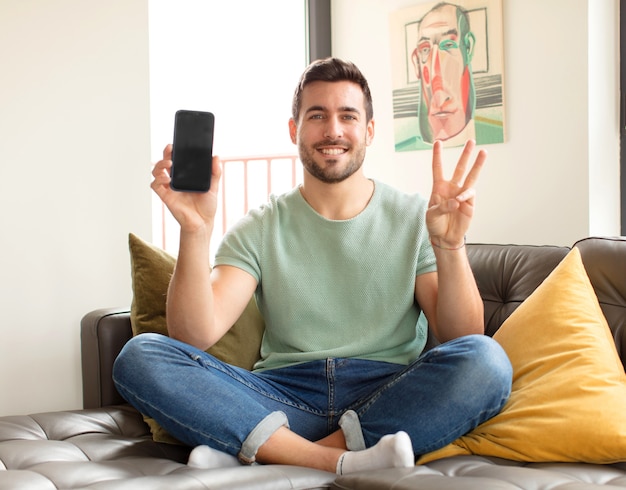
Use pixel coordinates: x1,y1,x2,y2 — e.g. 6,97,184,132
113,58,511,475
412,2,476,145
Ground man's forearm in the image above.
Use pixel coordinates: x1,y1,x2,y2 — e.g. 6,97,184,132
433,247,484,341
166,225,216,349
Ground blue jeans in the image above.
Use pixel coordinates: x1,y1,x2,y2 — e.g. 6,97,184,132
113,333,511,463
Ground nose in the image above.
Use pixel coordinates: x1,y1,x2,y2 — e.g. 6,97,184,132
429,46,443,93
428,47,450,109
323,116,343,140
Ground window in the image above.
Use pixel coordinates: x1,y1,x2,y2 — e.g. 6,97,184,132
148,0,330,255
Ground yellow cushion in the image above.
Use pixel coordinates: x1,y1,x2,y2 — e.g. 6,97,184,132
419,247,626,464
128,233,265,443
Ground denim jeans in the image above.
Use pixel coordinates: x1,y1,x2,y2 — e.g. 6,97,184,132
113,333,511,463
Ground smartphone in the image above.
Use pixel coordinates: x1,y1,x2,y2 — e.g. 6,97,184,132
170,110,215,192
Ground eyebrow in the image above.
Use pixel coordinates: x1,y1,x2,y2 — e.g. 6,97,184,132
305,105,361,115
418,28,459,43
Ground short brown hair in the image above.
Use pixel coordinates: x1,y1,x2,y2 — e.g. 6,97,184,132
291,58,374,122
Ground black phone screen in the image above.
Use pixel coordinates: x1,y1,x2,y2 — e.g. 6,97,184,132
170,110,215,192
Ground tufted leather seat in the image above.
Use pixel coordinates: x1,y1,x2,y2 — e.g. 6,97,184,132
0,405,335,489
332,457,626,489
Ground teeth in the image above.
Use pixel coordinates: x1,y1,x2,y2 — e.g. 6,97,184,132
320,148,345,155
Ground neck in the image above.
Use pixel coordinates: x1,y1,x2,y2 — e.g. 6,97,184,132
299,172,375,221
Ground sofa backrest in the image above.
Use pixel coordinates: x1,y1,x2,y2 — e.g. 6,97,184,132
82,237,626,409
466,236,626,369
467,243,569,336
574,237,626,366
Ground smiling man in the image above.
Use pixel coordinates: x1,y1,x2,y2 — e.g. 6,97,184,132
113,57,511,476
412,2,476,145
291,73,373,186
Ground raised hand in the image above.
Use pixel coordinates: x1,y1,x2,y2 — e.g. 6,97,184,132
426,140,486,249
151,144,222,233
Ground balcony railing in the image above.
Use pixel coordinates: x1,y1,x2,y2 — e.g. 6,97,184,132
220,154,302,235
158,154,302,254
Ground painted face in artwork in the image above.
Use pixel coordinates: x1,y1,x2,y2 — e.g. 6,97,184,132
412,3,476,143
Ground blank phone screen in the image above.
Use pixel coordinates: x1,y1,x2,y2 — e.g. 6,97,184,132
171,110,214,192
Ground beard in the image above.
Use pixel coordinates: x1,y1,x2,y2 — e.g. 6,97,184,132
298,139,366,184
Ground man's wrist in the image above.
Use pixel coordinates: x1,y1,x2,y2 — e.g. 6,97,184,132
430,236,466,251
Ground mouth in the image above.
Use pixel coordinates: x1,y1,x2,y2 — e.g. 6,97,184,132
318,147,347,156
315,142,349,157
430,110,457,119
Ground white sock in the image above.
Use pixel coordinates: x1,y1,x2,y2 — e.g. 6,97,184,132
187,445,241,469
336,431,414,475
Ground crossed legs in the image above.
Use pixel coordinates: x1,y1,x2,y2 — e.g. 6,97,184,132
113,333,511,474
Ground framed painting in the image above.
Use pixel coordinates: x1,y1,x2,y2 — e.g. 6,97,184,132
390,0,505,151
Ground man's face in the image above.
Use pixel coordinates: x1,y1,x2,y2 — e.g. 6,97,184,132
414,4,473,142
289,80,374,184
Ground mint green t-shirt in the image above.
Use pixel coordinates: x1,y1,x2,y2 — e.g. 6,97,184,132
215,181,437,371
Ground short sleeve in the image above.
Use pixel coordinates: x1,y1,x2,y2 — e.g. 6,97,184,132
214,208,264,282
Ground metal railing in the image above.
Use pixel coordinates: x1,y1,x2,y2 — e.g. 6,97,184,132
158,154,301,252
220,154,301,235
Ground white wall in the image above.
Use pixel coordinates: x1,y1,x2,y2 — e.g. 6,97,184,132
332,0,621,246
0,0,151,415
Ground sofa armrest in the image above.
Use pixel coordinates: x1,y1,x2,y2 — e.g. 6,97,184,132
81,307,132,408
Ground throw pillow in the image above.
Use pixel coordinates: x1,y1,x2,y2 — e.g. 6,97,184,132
128,233,265,443
129,233,265,368
418,247,626,464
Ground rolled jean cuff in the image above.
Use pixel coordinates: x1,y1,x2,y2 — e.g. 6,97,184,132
339,410,366,451
238,411,289,464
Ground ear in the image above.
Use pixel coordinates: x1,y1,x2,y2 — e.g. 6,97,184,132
289,118,297,144
464,32,476,63
366,119,375,146
411,48,421,80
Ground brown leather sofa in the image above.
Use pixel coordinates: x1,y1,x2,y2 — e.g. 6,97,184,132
1,237,625,489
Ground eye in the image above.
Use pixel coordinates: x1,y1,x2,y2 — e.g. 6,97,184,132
417,42,432,63
439,39,459,51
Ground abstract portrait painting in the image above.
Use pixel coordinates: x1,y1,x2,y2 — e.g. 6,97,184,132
390,0,505,151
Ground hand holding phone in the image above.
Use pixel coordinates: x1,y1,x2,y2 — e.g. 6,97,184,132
170,110,215,192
